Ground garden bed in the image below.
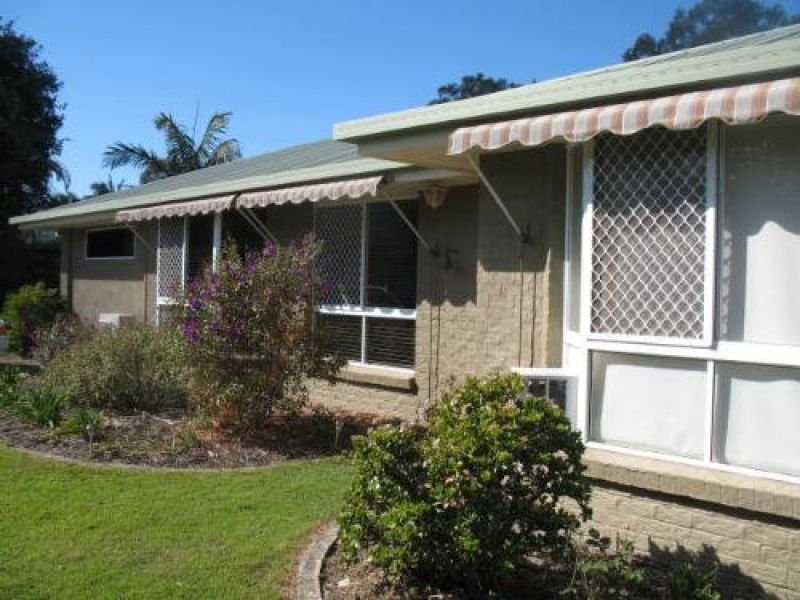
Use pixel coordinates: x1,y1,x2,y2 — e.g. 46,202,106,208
0,407,388,469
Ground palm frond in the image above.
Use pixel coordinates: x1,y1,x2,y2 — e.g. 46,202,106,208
197,112,233,163
208,139,241,166
103,142,162,170
154,113,199,170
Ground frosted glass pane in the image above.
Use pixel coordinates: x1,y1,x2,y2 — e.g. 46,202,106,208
721,117,800,345
590,352,706,459
714,363,800,477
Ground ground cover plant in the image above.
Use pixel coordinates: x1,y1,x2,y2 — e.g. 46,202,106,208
0,444,352,599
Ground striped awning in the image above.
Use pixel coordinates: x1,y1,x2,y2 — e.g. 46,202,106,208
448,77,800,155
237,175,383,209
116,195,234,223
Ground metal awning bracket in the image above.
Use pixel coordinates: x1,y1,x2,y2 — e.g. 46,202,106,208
465,152,530,244
379,189,438,256
237,206,279,245
124,223,155,254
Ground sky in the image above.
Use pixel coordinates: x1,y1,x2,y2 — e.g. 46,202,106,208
5,0,800,196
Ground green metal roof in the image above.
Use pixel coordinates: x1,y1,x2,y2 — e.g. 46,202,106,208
334,25,800,141
11,140,407,229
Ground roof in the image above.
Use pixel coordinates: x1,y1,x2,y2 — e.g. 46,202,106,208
334,25,800,141
11,140,407,229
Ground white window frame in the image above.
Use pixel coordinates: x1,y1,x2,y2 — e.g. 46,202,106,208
84,226,136,261
564,122,800,485
315,198,417,373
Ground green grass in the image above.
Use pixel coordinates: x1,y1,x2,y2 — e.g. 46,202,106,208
0,445,352,599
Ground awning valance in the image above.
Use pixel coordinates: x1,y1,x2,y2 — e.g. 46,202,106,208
116,195,234,223
236,175,383,209
448,77,800,155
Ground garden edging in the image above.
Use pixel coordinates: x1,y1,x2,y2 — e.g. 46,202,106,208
295,521,339,600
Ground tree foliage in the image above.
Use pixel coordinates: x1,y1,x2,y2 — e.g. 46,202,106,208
429,72,522,104
0,19,67,301
103,111,242,184
624,0,797,61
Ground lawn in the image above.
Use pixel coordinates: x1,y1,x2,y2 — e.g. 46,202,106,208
0,445,352,599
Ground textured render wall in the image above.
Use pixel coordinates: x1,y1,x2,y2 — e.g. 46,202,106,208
69,223,157,325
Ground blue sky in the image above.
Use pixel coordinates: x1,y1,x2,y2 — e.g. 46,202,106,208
5,0,800,196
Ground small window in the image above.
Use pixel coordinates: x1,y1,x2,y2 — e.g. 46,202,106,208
86,228,135,259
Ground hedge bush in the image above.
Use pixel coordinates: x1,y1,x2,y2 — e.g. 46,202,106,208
339,373,592,591
42,324,187,412
1,283,66,355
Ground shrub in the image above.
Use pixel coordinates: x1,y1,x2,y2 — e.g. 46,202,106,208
0,365,23,408
16,388,65,428
60,407,105,442
1,283,66,355
339,373,592,591
31,314,95,363
42,324,187,412
565,529,644,600
175,237,343,432
661,562,721,600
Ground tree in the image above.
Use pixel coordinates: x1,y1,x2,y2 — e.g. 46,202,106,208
88,174,128,197
0,19,67,302
103,112,242,184
624,0,797,61
429,72,523,104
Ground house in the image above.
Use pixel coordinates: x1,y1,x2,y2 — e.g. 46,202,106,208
11,25,800,596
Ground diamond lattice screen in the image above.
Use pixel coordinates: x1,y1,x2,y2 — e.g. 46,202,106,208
157,217,185,298
316,204,363,305
591,127,707,339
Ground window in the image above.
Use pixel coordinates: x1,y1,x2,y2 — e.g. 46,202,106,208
590,352,706,459
719,119,800,346
590,127,709,342
187,214,214,280
86,228,135,259
157,217,186,300
316,200,417,369
568,117,800,480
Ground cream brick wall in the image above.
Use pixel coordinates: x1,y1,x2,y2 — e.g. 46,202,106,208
307,378,417,422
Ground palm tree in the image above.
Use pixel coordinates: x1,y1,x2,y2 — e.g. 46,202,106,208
88,174,129,196
103,112,241,184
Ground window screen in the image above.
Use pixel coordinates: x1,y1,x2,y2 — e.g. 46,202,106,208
157,218,185,298
86,228,134,259
222,209,266,256
591,127,707,340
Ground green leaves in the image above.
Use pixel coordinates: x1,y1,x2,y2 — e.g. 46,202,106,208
338,373,592,592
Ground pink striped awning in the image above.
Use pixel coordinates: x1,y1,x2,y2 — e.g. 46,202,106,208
236,175,383,209
448,77,800,155
116,195,234,223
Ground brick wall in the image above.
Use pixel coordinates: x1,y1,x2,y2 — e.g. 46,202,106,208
307,378,417,422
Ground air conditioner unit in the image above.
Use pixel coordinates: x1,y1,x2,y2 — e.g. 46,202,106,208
512,367,578,422
98,313,136,329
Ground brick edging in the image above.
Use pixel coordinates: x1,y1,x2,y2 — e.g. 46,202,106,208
295,522,339,600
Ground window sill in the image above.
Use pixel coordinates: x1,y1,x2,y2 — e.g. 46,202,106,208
336,364,416,393
584,447,800,521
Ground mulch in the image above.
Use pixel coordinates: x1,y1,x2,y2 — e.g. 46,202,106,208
0,408,389,469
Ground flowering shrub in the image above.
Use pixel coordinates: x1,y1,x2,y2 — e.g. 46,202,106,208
339,373,592,591
176,236,342,432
